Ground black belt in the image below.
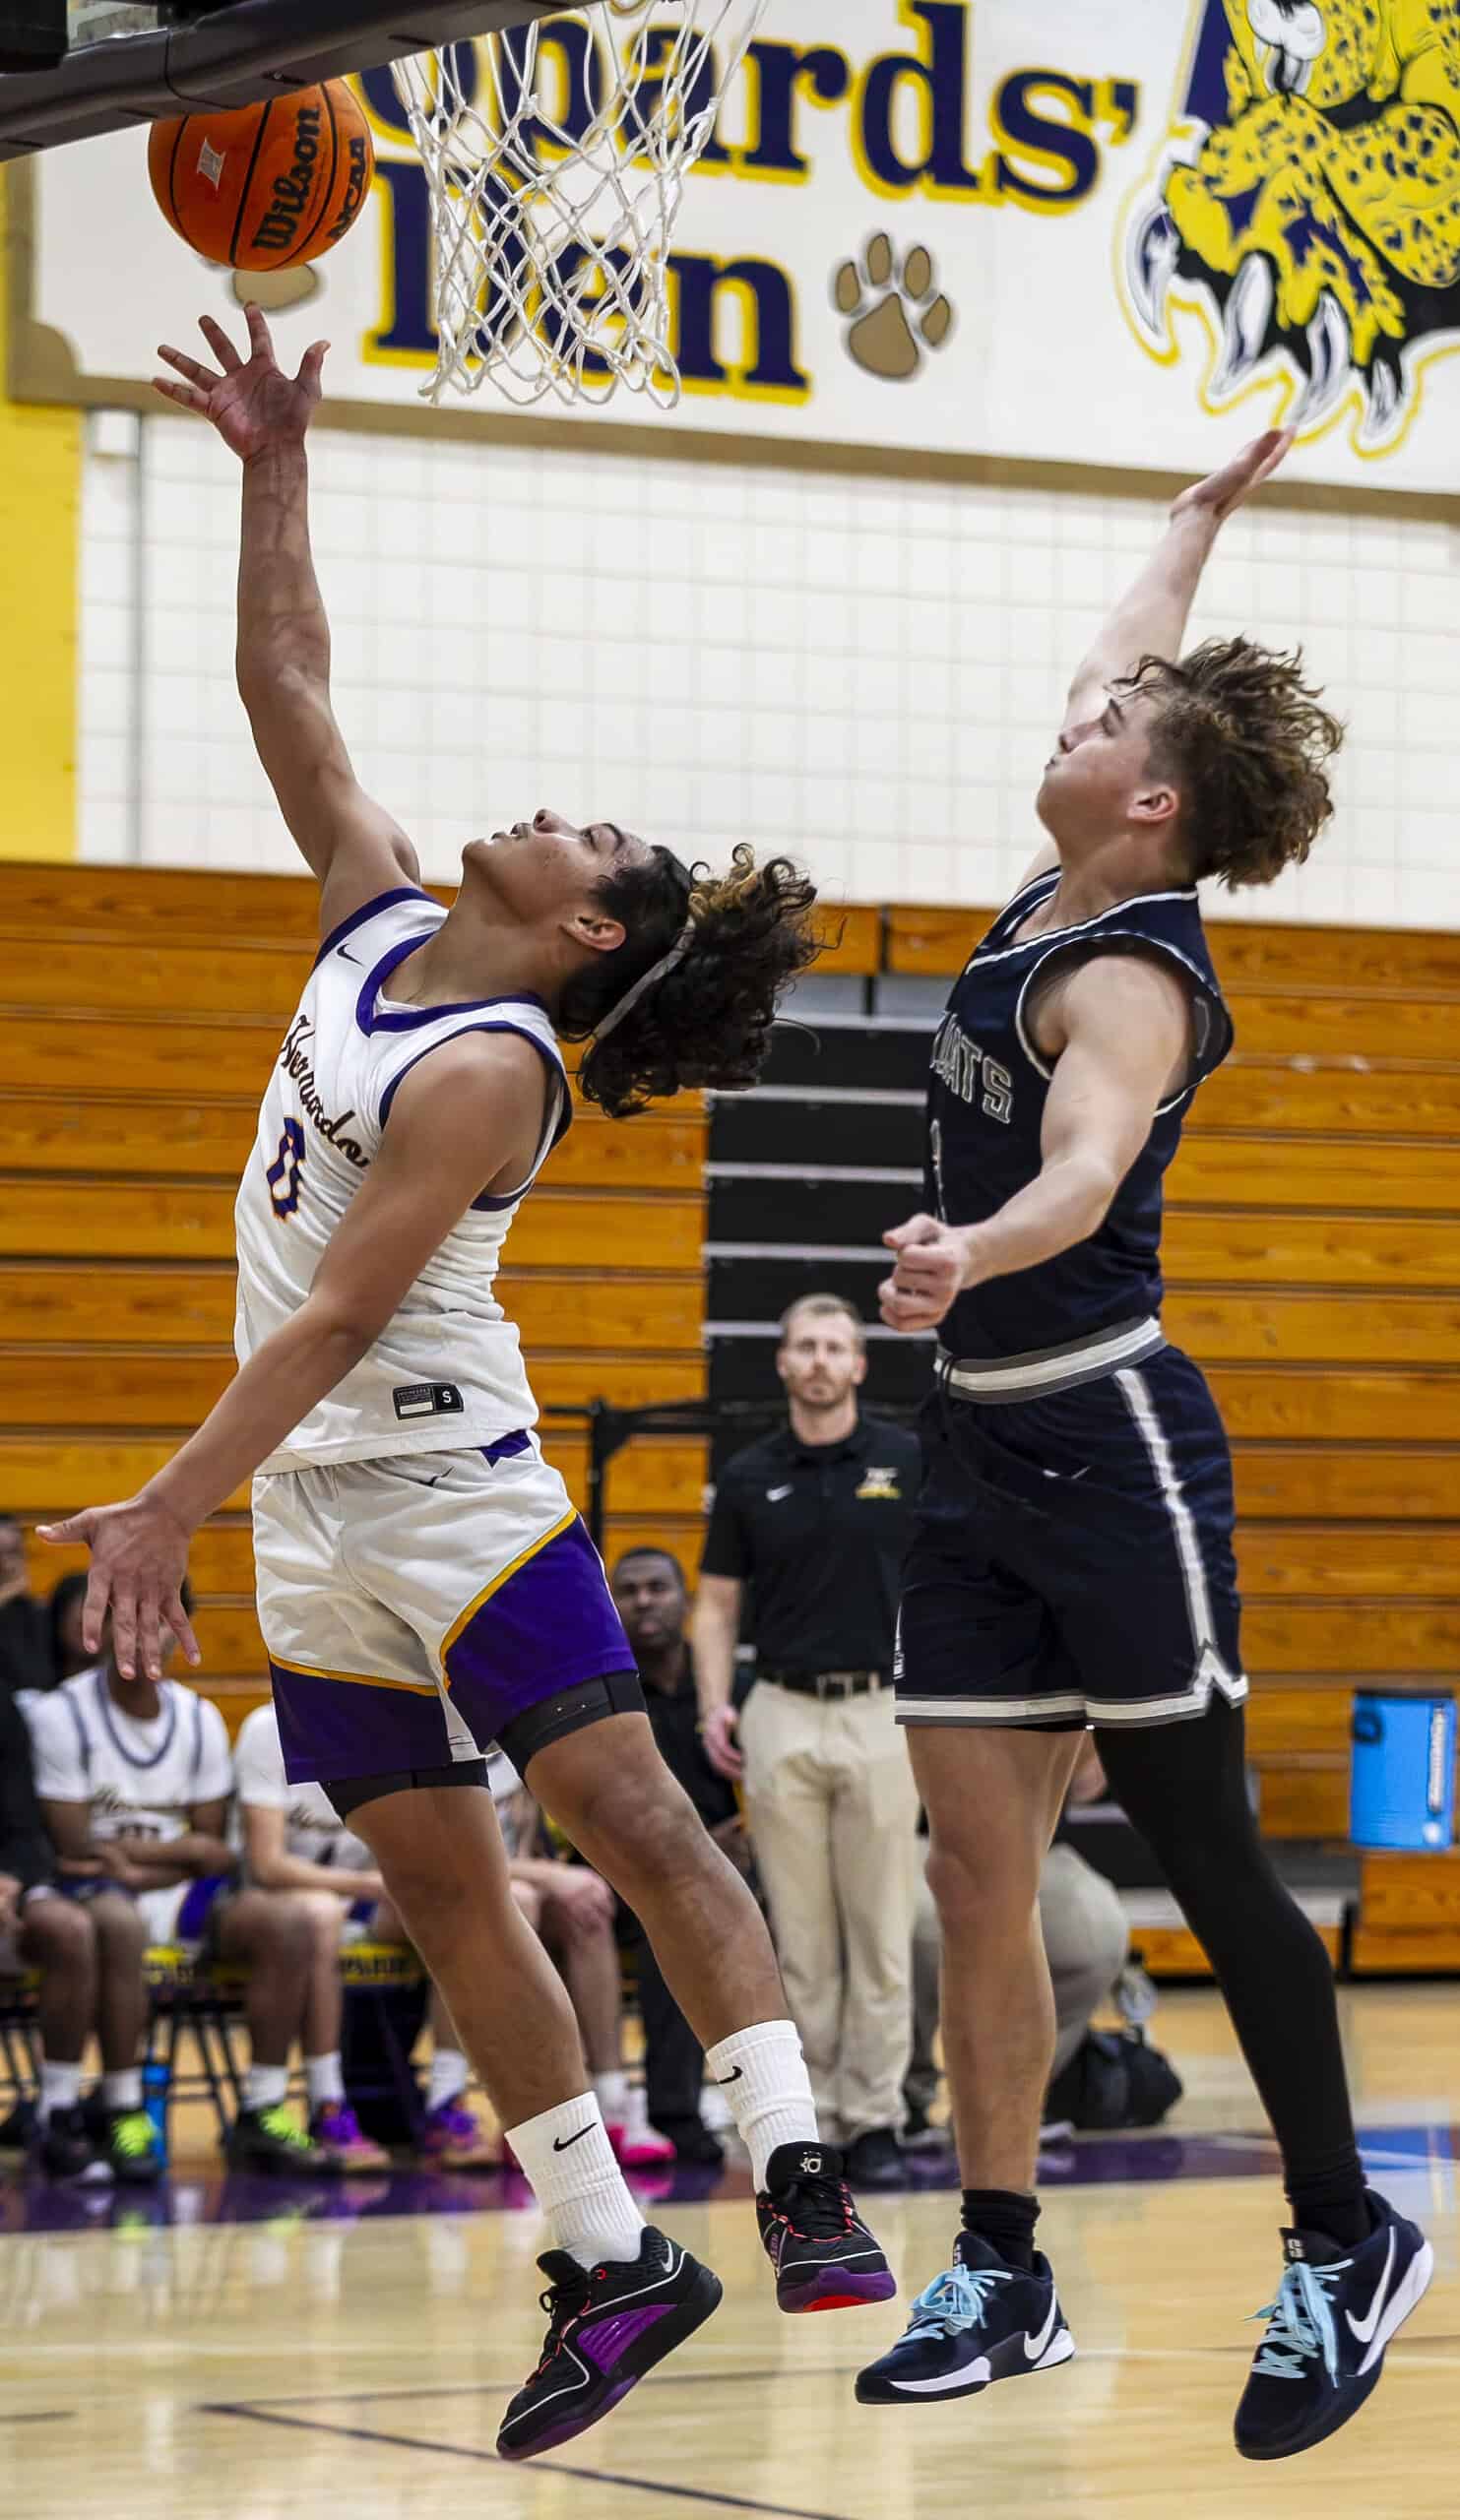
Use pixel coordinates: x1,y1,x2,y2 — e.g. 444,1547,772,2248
759,1667,886,1699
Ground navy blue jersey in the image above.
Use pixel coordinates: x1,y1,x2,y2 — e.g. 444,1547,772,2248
927,871,1234,1358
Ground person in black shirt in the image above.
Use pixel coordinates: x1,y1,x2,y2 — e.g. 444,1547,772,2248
694,1295,921,2189
0,1517,53,1699
609,1548,747,2168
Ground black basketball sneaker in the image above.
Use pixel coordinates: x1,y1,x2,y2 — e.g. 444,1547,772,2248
496,2225,722,2462
1235,2192,1431,2461
757,2142,897,2313
856,2231,1074,2404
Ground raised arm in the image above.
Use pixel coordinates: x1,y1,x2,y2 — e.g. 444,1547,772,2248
154,305,419,931
1063,428,1294,724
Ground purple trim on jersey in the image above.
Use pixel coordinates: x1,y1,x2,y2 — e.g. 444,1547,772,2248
312,886,432,973
372,1025,572,1207
481,1431,533,1465
268,1520,632,1786
93,1666,179,1774
355,935,552,1038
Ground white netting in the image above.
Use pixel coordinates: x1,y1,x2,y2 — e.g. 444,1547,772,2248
392,2,769,409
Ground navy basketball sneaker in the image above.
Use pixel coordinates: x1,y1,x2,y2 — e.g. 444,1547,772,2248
496,2225,722,2462
856,2232,1073,2405
757,2142,896,2312
1235,2191,1431,2460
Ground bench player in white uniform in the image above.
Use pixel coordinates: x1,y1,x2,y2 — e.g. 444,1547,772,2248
234,1699,496,2170
24,1610,332,2177
44,304,894,2463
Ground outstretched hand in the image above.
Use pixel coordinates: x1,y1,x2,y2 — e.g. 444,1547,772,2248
36,1492,200,1684
154,302,328,463
1172,427,1294,529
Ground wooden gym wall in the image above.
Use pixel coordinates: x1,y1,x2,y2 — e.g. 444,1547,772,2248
5,864,1458,1884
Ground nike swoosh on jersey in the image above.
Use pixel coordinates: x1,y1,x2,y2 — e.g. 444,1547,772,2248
766,1484,793,1502
892,2357,992,2394
1346,2229,1397,2345
1024,2293,1061,2362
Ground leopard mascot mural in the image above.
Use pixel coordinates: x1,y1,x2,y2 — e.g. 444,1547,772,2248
1123,0,1460,450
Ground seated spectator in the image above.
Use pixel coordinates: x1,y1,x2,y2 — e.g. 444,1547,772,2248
233,1699,493,2169
48,1573,92,1687
610,1546,752,2166
2,1683,162,2185
906,1743,1172,2143
24,1607,345,2176
0,1515,53,1699
485,1748,674,2170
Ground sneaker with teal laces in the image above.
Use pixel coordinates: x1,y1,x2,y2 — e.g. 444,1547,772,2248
1235,2192,1431,2461
856,2232,1073,2405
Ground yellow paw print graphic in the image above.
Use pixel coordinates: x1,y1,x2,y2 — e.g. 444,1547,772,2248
835,234,954,382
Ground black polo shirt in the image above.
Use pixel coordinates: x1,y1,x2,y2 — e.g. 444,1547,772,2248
641,1649,739,1835
700,1412,920,1673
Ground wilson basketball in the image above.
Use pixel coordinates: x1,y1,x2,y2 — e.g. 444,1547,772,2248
148,80,374,273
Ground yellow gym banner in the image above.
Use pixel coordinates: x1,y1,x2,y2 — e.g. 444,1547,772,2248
10,0,1460,492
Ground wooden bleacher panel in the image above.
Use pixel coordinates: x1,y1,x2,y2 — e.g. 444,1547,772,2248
1164,1291,1459,1364
1210,1370,1458,1443
1231,1448,1455,1522
1351,1855,1460,1974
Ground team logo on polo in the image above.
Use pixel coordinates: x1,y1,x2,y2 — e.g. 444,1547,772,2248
857,1468,904,1502
1122,0,1460,453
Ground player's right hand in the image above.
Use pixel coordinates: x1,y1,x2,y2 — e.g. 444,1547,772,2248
701,1703,743,1782
153,302,328,463
36,1489,200,1684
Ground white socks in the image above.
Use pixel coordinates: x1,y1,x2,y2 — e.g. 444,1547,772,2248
101,2069,142,2113
305,2053,345,2110
243,2063,289,2112
38,2058,82,2125
507,2095,646,2273
428,2047,470,2111
704,2020,819,2189
593,2069,629,2124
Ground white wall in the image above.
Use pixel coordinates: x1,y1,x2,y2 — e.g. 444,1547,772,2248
79,412,1460,929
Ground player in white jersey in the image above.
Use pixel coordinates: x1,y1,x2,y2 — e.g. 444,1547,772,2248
24,1610,336,2176
43,305,894,2462
234,1700,495,2170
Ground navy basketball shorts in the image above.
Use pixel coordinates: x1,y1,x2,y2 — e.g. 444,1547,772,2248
895,1348,1247,1732
253,1430,638,1785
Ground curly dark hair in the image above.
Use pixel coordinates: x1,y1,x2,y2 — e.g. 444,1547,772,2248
557,842,821,1118
1121,638,1344,889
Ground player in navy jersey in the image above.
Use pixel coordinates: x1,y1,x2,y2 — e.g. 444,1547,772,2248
856,433,1429,2457
40,305,895,2462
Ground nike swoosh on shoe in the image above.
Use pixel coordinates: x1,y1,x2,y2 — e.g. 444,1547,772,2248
1346,2229,1396,2346
1024,2296,1061,2362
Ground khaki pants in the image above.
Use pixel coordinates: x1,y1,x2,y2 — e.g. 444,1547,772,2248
740,1680,921,2144
906,1842,1130,2118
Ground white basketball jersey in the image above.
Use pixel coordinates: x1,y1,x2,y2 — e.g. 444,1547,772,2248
232,1703,373,1870
235,887,570,1472
24,1666,233,1846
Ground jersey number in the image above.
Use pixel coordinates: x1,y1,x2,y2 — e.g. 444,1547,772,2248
267,1118,306,1221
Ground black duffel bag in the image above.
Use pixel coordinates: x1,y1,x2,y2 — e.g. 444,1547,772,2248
1046,2028,1183,2132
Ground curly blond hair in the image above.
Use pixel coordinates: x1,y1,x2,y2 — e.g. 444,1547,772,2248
1124,638,1345,889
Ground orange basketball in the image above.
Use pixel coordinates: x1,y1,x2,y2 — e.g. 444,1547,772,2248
148,80,374,273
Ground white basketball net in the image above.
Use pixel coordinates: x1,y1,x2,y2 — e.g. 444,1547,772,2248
392,2,769,409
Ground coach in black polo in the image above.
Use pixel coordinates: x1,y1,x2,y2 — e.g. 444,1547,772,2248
694,1294,921,2189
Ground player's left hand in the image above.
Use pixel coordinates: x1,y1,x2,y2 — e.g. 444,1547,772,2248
879,1214,984,1334
36,1492,201,1683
